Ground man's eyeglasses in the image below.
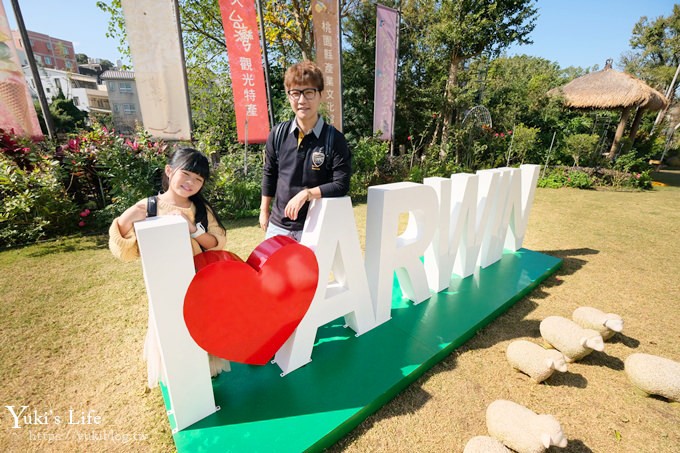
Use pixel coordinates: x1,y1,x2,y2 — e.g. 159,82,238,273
287,88,319,101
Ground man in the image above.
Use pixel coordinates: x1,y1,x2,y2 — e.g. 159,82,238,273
260,60,351,241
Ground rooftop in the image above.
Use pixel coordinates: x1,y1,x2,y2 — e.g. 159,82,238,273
100,70,135,80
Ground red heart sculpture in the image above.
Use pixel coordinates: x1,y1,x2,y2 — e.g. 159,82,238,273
184,236,319,365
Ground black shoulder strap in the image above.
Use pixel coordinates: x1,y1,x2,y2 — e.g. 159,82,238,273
324,124,336,170
273,120,293,160
146,195,158,218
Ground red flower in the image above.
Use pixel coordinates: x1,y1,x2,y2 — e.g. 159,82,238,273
407,135,412,141
84,208,91,215
500,133,505,138
68,138,80,151
78,221,86,227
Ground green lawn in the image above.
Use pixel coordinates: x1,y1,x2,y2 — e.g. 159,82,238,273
1,172,679,452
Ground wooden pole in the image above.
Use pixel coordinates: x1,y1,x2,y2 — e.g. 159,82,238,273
652,60,680,132
10,0,55,138
607,106,632,159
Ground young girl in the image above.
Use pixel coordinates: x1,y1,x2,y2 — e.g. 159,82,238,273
109,147,230,388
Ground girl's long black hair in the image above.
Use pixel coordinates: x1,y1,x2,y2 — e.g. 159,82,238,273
163,147,225,232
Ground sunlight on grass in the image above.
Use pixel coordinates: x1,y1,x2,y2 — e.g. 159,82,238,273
2,180,680,452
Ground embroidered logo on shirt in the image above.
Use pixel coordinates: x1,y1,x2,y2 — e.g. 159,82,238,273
311,148,325,170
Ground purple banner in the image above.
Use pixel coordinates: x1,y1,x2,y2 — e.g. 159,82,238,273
373,4,399,141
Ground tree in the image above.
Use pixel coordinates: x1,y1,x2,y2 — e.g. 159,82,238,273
626,5,680,88
563,133,599,167
100,59,115,71
34,93,88,135
424,0,538,159
76,53,89,64
624,5,680,130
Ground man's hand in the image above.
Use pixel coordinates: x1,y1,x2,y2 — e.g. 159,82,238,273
284,189,310,221
259,210,270,231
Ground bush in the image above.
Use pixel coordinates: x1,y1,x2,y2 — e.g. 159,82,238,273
60,124,167,230
0,129,76,246
350,135,389,199
208,151,263,219
538,167,593,189
506,123,539,166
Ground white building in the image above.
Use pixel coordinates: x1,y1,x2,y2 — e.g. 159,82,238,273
22,66,110,115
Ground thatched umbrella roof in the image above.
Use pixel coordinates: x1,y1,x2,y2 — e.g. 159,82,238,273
549,60,669,158
550,66,668,111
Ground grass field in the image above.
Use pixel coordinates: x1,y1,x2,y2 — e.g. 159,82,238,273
1,171,679,452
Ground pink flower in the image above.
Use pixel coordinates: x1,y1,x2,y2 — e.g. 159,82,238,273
407,135,412,141
68,138,80,151
507,130,513,135
78,221,86,227
635,173,640,179
494,133,499,137
125,139,140,151
500,133,505,138
79,211,88,217
84,209,91,215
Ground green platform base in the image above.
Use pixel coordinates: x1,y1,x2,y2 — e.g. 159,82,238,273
165,248,561,452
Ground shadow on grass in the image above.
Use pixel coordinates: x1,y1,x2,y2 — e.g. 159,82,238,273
609,333,641,349
538,247,599,280
545,371,588,389
564,439,594,452
18,234,109,258
580,350,625,371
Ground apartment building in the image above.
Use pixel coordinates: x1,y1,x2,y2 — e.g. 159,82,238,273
100,70,143,134
12,29,77,72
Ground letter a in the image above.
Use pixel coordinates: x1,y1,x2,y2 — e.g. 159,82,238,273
274,197,375,375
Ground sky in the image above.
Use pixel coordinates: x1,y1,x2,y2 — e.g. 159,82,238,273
3,0,678,70
505,0,677,69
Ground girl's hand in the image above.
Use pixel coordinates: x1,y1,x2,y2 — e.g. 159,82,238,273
116,201,147,236
170,211,197,233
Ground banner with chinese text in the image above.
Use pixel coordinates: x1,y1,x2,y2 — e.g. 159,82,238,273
312,0,343,131
373,4,399,141
0,0,43,139
218,0,270,143
120,0,192,140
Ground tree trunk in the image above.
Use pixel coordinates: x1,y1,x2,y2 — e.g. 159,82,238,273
608,106,633,159
623,106,646,154
440,56,461,160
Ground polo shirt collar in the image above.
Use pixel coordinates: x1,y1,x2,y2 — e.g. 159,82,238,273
290,116,325,138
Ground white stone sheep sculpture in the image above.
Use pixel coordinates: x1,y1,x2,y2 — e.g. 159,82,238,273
506,340,568,383
572,306,623,340
486,399,568,453
539,316,605,362
463,435,510,453
625,353,680,402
